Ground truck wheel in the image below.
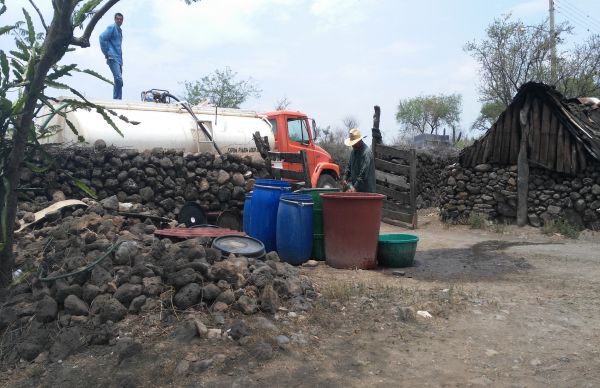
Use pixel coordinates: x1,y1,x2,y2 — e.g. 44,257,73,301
316,174,338,188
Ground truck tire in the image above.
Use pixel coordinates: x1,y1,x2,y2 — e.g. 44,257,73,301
316,173,339,189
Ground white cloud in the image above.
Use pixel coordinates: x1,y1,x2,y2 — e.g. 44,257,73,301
309,0,369,30
147,0,295,51
378,40,422,58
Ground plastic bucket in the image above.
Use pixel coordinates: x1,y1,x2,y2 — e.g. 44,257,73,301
297,188,341,260
248,181,291,252
377,234,419,267
321,192,385,269
243,192,252,234
276,193,313,265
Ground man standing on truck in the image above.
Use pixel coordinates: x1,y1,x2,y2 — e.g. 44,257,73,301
343,128,376,193
99,13,124,99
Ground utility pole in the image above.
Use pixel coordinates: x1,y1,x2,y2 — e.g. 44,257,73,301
549,0,557,83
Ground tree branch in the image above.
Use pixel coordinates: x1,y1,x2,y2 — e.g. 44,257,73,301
28,0,48,32
71,0,121,47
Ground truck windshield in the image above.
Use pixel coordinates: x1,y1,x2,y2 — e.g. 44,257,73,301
287,118,310,144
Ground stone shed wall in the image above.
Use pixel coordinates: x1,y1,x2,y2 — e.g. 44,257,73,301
439,161,600,229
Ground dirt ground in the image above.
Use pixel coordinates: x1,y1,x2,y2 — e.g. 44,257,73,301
4,209,600,387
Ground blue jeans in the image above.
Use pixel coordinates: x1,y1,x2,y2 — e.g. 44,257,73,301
107,58,123,99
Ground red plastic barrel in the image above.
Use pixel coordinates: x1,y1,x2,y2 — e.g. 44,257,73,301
321,192,385,269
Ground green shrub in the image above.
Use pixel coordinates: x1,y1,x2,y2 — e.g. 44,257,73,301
541,218,580,239
468,212,487,229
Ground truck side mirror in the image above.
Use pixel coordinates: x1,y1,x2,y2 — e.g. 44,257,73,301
311,119,318,140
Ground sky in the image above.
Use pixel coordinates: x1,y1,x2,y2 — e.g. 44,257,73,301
2,0,600,143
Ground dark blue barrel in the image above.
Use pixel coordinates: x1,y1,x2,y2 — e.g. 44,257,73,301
243,192,252,234
276,193,313,265
249,181,291,252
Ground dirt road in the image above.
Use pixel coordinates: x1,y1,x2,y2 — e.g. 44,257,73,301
5,212,600,387
201,213,600,387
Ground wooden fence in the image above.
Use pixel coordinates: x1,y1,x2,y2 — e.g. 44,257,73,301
374,144,417,229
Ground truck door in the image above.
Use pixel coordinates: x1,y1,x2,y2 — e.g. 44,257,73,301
285,118,316,175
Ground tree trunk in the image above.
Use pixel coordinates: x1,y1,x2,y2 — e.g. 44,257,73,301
0,2,76,288
517,96,532,227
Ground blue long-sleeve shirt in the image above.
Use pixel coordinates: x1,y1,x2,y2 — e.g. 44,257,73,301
99,23,123,65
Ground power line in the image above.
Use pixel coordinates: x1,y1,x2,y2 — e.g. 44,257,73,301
556,2,600,30
555,1,600,34
555,0,600,29
555,5,600,35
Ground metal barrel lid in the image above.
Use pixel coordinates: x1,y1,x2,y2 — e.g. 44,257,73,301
177,202,207,227
216,210,242,231
212,235,266,258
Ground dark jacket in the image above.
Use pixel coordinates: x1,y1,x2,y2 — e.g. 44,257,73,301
344,141,376,192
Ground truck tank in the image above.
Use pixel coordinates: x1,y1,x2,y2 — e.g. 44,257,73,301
38,99,275,160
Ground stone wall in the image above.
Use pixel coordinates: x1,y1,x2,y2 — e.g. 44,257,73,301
439,161,600,229
415,151,457,209
17,145,271,220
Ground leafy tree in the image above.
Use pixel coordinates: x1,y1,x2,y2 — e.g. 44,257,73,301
465,13,600,127
395,93,462,141
471,101,505,131
0,0,200,288
182,67,261,108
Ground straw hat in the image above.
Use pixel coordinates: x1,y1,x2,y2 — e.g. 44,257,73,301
344,128,366,147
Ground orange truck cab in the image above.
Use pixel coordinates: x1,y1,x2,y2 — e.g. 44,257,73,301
262,110,340,188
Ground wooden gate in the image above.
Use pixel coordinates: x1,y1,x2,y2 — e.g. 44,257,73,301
374,144,417,229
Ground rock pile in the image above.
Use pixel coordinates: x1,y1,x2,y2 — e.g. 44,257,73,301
1,199,316,364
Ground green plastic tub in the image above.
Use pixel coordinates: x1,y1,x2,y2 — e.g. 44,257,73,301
377,234,419,267
297,188,340,260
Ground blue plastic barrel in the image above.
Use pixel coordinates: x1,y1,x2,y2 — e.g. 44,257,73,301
249,181,291,252
255,178,291,187
276,193,313,265
243,192,252,234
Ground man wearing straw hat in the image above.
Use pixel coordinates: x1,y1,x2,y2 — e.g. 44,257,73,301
342,128,376,193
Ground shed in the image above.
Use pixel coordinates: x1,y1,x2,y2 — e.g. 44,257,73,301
460,82,600,174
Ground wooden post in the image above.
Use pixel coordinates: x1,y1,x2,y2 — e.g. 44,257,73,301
517,96,532,227
409,148,418,229
371,105,382,149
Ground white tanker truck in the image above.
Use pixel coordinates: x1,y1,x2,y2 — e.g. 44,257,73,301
38,91,341,188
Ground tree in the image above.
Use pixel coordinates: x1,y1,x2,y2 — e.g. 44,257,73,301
395,93,462,140
341,115,359,131
471,101,505,131
0,0,200,288
274,96,291,111
182,67,261,108
465,14,600,115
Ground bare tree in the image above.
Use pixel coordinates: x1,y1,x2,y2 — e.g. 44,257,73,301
342,116,359,131
465,13,600,110
274,97,291,111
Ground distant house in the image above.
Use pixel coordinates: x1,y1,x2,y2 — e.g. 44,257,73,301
413,133,451,149
460,82,600,174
